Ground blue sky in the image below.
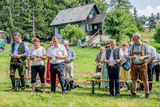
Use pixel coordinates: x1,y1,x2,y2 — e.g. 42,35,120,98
106,0,160,16
130,0,160,16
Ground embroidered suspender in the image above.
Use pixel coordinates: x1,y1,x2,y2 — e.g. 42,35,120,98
132,43,143,56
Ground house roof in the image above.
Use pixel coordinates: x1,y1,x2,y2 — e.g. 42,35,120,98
89,13,107,24
50,4,99,26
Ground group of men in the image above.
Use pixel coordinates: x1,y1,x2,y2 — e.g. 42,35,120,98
9,32,75,94
95,32,160,98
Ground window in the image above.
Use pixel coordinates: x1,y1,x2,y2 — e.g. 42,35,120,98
87,24,92,31
57,27,64,34
89,11,96,19
92,11,96,17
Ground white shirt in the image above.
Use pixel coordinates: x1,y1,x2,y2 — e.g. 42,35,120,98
101,47,123,63
47,44,68,64
121,49,128,64
29,46,46,66
149,45,156,58
122,49,128,57
146,45,156,62
109,48,123,60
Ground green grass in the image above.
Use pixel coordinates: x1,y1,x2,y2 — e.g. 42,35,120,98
0,39,160,106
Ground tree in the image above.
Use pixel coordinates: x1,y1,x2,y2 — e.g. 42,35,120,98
148,13,156,31
125,25,139,41
104,7,129,42
95,0,108,13
138,15,148,25
154,24,160,43
156,13,160,20
110,0,132,11
133,7,144,32
0,0,20,42
61,24,86,43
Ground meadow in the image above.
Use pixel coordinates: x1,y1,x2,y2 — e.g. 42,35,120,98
0,30,160,107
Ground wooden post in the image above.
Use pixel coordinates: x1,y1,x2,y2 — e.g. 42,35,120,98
92,81,95,94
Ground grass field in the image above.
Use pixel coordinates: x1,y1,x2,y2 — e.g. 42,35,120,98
0,30,160,107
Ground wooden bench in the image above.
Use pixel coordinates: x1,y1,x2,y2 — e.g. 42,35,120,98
15,77,51,80
87,79,155,94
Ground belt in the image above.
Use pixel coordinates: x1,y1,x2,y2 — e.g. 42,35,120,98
51,63,64,65
133,62,146,65
108,66,116,69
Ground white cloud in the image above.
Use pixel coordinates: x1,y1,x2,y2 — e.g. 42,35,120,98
137,5,160,16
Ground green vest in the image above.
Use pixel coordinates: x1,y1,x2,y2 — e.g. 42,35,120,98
11,41,26,62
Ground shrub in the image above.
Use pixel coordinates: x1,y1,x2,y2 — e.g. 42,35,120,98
154,24,160,43
61,24,86,43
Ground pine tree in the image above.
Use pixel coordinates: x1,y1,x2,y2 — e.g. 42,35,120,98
148,13,156,32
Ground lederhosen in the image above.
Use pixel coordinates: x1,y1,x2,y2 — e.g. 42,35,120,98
10,42,26,89
131,43,148,81
10,42,26,78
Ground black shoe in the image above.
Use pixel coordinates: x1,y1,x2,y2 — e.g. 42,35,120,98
132,93,136,98
62,91,65,95
11,88,17,92
115,94,120,97
35,88,42,92
145,93,150,98
26,85,29,88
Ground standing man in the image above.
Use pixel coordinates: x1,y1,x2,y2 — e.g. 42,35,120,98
63,40,75,80
47,36,67,94
143,40,156,92
153,52,160,81
128,33,150,98
101,39,123,97
95,47,105,73
9,32,29,91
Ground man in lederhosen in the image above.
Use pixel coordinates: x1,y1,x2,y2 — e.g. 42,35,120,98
128,33,150,98
9,32,29,91
101,39,123,97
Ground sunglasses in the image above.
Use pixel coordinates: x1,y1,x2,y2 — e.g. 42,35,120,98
122,45,126,47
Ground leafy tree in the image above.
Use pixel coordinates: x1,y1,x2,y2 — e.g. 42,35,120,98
104,7,129,42
61,24,86,43
0,0,20,42
78,0,95,5
95,0,108,13
154,24,160,43
125,25,139,41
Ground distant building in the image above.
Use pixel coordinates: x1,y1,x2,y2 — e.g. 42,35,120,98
50,4,107,39
143,21,149,28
